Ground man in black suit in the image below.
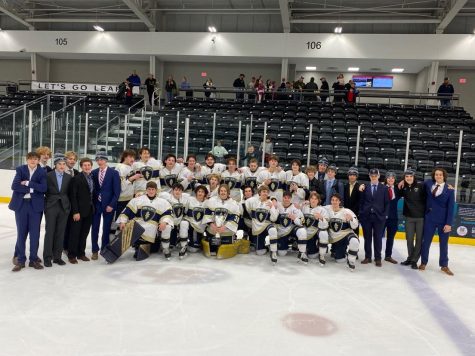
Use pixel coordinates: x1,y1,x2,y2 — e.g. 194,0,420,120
344,167,361,236
43,153,72,267
68,157,94,264
359,168,389,267
63,151,79,252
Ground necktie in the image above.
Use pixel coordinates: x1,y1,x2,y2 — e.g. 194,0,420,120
389,187,393,200
99,169,105,187
69,169,74,176
349,183,354,196
372,185,377,195
432,184,440,197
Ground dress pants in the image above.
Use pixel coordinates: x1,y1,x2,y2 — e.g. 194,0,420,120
405,217,424,263
361,214,386,261
91,203,115,253
384,218,398,258
68,214,93,258
421,218,449,267
14,200,42,264
43,203,70,262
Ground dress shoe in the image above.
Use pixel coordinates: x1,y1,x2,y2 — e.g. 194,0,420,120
36,257,42,263
78,255,90,262
401,260,411,266
53,259,66,266
375,260,382,267
91,252,98,260
361,258,372,264
419,264,426,271
12,263,25,272
441,267,454,276
411,262,418,269
68,258,78,264
385,257,398,264
28,261,44,270
12,256,18,265
44,259,53,267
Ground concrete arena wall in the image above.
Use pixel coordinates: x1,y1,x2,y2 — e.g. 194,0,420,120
0,59,31,82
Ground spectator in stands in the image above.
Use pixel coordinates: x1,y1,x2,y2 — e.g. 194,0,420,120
277,78,286,100
248,77,256,101
233,74,246,100
181,76,193,99
211,140,228,163
265,79,274,100
144,74,157,106
125,80,133,107
241,145,257,166
319,77,329,102
36,146,52,172
419,167,455,275
259,136,274,162
128,70,141,87
165,75,177,103
9,151,47,272
437,77,454,107
293,76,305,101
400,168,426,270
345,80,359,104
256,79,265,103
203,78,216,99
304,77,318,101
332,74,346,103
116,80,127,102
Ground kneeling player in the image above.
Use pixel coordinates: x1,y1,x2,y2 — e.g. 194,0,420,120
202,184,243,258
159,183,190,260
324,193,360,271
276,191,308,263
185,185,208,252
245,185,279,264
117,181,174,260
301,192,329,264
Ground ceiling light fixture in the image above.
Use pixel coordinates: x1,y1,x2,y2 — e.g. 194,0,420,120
391,68,405,73
208,26,217,33
348,67,359,72
306,66,317,70
334,26,342,34
93,25,104,32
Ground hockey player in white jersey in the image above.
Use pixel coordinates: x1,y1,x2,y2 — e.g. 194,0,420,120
202,184,243,258
115,149,141,218
117,181,174,260
221,157,243,202
159,183,190,260
285,159,309,206
180,154,203,194
245,185,279,264
301,192,329,263
200,153,226,184
159,154,183,193
240,158,263,194
185,185,208,252
132,147,162,195
205,173,220,198
257,155,287,202
324,193,360,271
275,191,308,263
239,185,255,238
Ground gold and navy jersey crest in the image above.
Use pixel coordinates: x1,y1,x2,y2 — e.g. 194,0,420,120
304,214,316,228
255,208,269,223
329,218,344,232
192,207,205,222
279,213,292,228
172,203,184,218
140,205,156,222
140,166,154,181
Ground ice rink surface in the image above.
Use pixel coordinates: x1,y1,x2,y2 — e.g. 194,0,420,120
0,204,474,356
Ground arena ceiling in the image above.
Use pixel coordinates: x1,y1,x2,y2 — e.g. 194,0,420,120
0,0,475,34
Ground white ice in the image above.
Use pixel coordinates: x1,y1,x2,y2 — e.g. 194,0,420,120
0,204,475,356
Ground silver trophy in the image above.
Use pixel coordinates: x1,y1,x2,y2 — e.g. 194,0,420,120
213,208,228,239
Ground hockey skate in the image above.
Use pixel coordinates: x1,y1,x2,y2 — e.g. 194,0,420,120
163,248,171,261
318,254,326,267
347,259,355,272
270,251,278,265
179,246,187,260
299,252,308,264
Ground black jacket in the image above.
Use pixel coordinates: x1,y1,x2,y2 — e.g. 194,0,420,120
344,182,361,216
307,177,325,201
45,170,72,211
69,172,95,217
233,78,245,89
401,182,426,218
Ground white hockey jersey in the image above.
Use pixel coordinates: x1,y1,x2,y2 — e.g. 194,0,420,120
185,196,207,233
240,166,264,192
116,194,174,243
132,158,162,194
221,170,243,202
324,205,359,243
275,202,305,237
203,196,240,236
301,204,329,238
257,168,287,202
244,196,279,235
159,191,190,226
115,163,135,202
200,163,226,183
285,171,309,205
159,164,183,193
179,166,204,194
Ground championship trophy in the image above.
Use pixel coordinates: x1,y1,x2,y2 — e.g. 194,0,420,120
214,208,228,239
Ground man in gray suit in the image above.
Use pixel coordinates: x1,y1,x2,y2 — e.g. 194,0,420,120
43,152,72,267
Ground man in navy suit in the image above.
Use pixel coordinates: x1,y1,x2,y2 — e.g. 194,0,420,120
359,168,389,267
323,164,344,206
383,171,401,264
419,168,455,275
9,152,47,272
91,150,121,260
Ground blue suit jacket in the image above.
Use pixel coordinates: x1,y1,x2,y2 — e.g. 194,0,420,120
92,166,121,211
423,180,455,226
359,182,390,222
9,164,47,213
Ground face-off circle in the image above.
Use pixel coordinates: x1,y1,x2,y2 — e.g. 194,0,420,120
282,313,338,337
